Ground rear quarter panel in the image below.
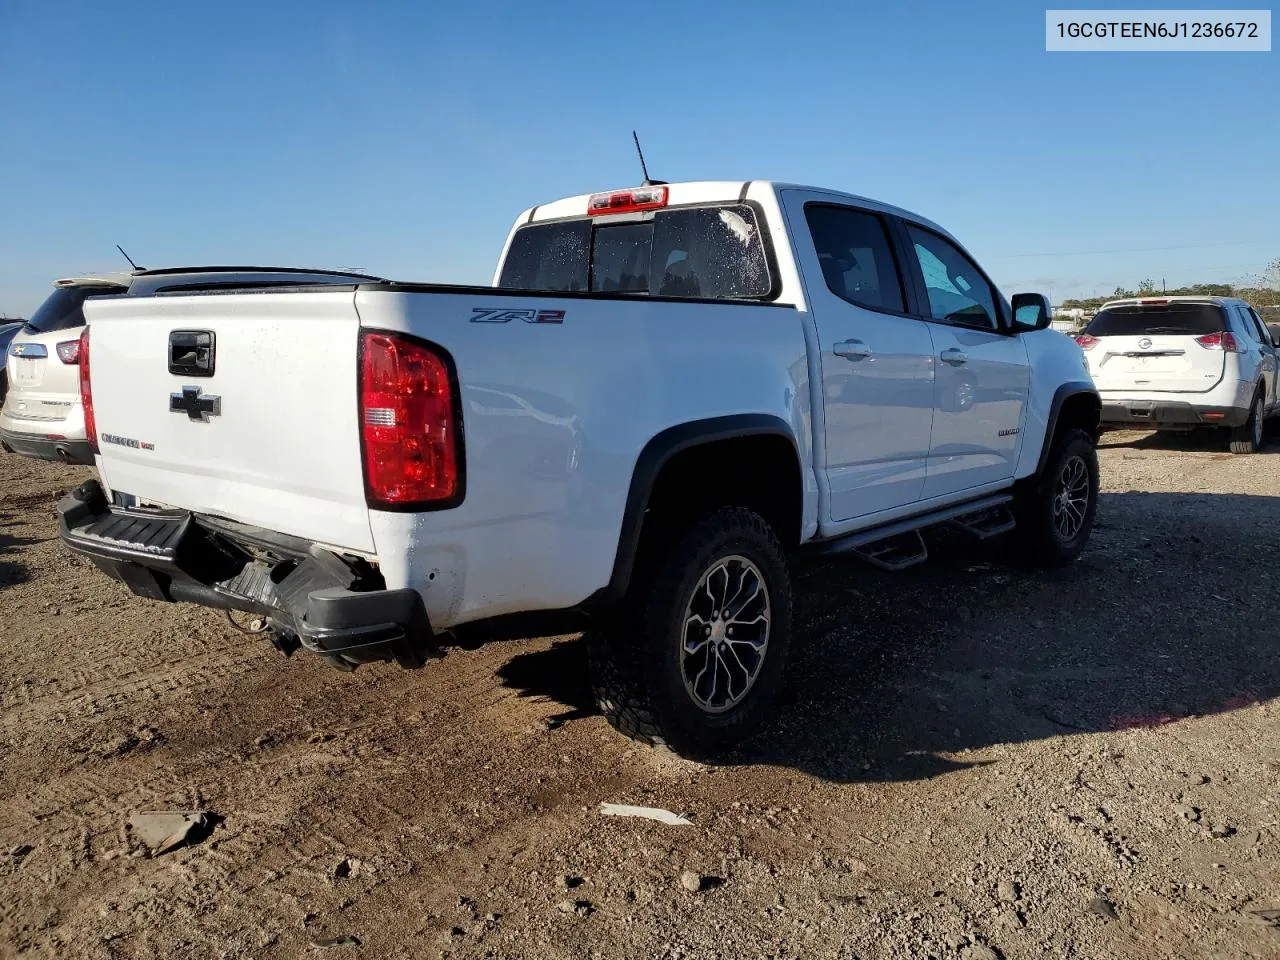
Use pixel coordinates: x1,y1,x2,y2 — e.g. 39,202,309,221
355,289,813,628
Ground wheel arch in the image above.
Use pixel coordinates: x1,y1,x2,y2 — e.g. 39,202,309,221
588,414,803,609
1035,381,1101,475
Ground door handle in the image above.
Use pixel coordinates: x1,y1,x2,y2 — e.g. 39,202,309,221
834,339,871,361
940,348,968,365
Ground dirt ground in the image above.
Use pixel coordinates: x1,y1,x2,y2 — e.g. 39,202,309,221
1,432,1277,960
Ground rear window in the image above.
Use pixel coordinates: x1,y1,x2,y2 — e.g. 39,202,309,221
1085,303,1226,338
591,222,650,293
24,285,125,334
498,204,773,300
497,221,591,293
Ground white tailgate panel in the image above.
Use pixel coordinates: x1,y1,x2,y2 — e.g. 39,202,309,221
87,291,374,553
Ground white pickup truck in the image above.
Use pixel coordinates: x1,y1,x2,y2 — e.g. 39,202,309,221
58,180,1100,754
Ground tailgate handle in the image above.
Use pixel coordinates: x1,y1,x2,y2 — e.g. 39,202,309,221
169,330,216,377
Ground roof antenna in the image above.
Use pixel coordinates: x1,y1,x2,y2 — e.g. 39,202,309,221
632,130,666,187
115,244,143,272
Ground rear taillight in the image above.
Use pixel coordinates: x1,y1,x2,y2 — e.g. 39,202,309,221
56,340,81,364
1075,334,1100,350
1195,331,1241,352
79,328,97,454
359,331,462,508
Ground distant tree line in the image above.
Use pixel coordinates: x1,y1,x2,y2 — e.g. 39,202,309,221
1061,257,1280,312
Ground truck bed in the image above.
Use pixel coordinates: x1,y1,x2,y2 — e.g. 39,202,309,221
83,282,809,629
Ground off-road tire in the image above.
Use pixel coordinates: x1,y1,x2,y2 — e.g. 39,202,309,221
1229,391,1265,455
588,507,792,756
1009,427,1099,567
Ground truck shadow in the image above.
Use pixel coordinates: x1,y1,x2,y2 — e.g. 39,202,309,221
497,490,1280,783
739,489,1280,782
0,512,33,591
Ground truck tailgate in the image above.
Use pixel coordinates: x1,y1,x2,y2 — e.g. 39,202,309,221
84,290,374,553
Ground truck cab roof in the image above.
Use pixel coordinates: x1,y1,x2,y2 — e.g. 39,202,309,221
520,180,953,241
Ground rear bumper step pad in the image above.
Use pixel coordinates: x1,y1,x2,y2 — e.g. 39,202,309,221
57,479,433,668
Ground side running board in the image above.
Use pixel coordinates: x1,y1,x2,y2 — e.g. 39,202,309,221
810,493,1015,571
851,529,929,571
949,504,1016,539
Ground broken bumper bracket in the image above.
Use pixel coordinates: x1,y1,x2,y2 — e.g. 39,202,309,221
57,479,434,668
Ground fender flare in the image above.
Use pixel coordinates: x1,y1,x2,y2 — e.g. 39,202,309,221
1036,380,1100,475
589,413,799,608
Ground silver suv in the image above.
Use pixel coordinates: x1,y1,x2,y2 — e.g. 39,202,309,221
1080,296,1278,454
1,267,380,465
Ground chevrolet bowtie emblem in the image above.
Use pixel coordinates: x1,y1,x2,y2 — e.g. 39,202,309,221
170,386,221,422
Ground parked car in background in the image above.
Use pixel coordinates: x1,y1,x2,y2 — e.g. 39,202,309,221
0,320,24,407
1,275,129,462
1,267,382,464
1078,296,1279,453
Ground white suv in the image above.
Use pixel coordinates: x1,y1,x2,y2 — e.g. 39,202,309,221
1,275,130,464
1079,296,1278,453
1,267,381,465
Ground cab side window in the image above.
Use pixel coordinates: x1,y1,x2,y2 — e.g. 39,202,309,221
804,205,906,314
905,225,999,331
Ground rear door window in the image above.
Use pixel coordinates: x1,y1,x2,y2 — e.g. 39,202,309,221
1085,303,1225,337
803,205,906,313
498,204,772,300
24,285,124,334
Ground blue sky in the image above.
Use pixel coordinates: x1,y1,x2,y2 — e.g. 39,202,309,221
0,0,1275,316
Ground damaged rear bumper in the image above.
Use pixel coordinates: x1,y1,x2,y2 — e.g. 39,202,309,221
57,479,434,668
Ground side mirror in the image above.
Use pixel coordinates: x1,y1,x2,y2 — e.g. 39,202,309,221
1011,292,1053,332
1268,324,1280,348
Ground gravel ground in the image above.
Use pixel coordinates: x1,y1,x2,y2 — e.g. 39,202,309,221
1,431,1277,960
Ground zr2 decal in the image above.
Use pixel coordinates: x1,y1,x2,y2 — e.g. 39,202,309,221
470,307,565,325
